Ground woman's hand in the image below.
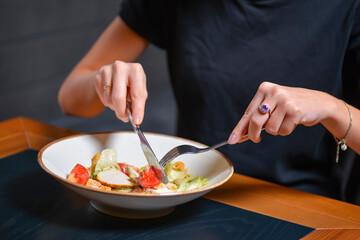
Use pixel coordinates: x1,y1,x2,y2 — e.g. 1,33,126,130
94,61,147,125
228,82,344,144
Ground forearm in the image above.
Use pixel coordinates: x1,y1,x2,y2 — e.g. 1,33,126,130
321,97,360,155
58,68,104,117
57,16,148,119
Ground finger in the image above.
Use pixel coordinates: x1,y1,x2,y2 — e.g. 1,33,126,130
248,99,276,143
129,63,148,125
262,92,285,135
263,106,284,135
100,66,113,107
228,119,249,144
112,61,129,122
94,71,105,103
269,97,301,136
247,109,268,143
228,88,266,144
278,114,299,136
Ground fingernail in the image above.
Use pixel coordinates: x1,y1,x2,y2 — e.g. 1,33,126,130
267,128,274,134
120,117,129,123
133,115,141,125
228,134,237,144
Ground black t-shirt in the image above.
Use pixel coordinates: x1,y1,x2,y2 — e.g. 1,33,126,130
119,0,360,204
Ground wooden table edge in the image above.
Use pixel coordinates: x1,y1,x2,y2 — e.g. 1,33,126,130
1,117,360,239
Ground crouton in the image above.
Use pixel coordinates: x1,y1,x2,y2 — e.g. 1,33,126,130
88,152,101,176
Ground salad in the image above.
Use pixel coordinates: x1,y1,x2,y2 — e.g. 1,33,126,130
67,149,208,193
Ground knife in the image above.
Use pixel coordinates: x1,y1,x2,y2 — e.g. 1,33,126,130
126,102,169,184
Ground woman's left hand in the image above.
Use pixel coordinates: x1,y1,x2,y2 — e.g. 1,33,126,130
228,82,338,144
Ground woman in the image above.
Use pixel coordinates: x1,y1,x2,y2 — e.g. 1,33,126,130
59,1,360,203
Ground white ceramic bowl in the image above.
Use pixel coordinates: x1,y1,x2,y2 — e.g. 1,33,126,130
38,132,233,218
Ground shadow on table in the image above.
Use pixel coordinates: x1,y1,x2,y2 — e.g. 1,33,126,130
2,150,313,240
7,169,194,226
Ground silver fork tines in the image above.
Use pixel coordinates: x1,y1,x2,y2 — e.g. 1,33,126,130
159,128,265,168
159,141,228,168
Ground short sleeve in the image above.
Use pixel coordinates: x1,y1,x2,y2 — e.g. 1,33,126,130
342,0,360,107
349,1,360,50
119,0,169,49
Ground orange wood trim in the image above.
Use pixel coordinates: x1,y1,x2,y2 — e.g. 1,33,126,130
22,118,78,146
0,117,25,140
0,117,78,158
302,229,360,240
0,132,29,158
204,174,360,229
0,117,29,158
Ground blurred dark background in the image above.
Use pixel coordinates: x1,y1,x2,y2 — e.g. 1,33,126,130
0,0,177,135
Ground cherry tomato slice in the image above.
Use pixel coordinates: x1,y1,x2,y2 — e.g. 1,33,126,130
138,165,161,188
67,164,90,185
118,163,139,176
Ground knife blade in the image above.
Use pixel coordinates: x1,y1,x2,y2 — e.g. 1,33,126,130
126,102,169,184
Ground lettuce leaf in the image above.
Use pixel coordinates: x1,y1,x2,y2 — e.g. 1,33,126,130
94,149,120,176
177,176,208,192
164,161,189,183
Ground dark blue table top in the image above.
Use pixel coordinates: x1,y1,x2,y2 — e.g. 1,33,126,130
0,150,313,240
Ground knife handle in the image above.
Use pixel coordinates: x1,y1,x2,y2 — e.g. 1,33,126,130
126,101,139,133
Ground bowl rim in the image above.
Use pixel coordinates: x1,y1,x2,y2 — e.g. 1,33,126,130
38,131,234,198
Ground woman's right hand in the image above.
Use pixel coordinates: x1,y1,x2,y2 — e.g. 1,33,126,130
94,60,148,125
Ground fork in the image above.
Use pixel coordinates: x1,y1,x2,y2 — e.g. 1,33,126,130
159,141,228,168
159,128,265,168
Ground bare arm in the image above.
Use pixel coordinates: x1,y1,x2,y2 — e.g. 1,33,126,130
58,16,149,124
228,82,360,155
322,98,360,155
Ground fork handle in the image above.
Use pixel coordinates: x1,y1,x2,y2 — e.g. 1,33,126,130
204,128,265,152
208,141,228,150
197,141,228,153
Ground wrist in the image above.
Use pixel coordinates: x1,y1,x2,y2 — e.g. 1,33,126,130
320,96,352,163
320,95,347,134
